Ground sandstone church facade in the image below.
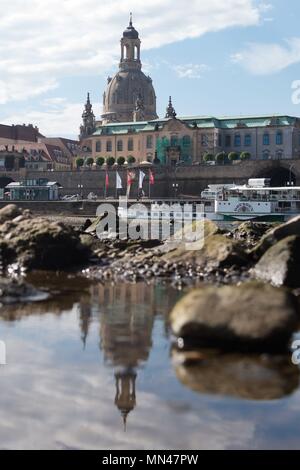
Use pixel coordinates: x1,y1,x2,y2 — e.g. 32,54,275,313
80,17,300,165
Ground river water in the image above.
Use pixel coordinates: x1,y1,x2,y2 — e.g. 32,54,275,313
0,273,300,450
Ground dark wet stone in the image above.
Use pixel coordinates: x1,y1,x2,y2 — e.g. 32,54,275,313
169,281,299,352
0,217,90,271
0,278,48,305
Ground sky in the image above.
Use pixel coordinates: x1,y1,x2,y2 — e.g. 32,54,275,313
0,0,300,138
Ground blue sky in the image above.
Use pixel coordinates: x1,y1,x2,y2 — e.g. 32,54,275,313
1,0,300,138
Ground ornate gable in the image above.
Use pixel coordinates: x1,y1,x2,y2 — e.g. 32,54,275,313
162,119,188,132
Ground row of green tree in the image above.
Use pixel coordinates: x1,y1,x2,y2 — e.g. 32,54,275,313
76,155,136,168
203,151,251,163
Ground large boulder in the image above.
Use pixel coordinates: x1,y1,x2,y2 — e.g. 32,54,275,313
163,234,248,270
0,216,90,270
252,235,300,288
252,215,300,258
172,349,299,400
169,281,299,351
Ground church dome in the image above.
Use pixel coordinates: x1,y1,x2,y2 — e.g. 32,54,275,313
101,17,158,123
102,70,157,123
123,24,139,39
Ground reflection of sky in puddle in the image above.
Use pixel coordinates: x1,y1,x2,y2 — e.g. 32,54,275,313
0,279,300,449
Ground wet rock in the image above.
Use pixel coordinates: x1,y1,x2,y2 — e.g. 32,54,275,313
169,281,299,352
252,215,300,258
0,217,90,270
0,204,22,224
252,235,300,288
163,234,248,271
0,278,48,305
172,348,299,400
231,221,272,246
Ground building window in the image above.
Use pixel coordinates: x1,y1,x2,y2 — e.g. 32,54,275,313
262,150,269,160
244,135,251,146
234,134,241,147
225,135,231,147
171,135,178,146
276,150,283,159
218,134,222,147
201,134,208,146
117,140,123,152
182,135,191,147
128,138,134,151
106,140,112,152
263,133,270,145
146,136,153,149
276,131,283,145
96,141,101,152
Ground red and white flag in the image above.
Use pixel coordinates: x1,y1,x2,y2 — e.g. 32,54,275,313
127,170,136,197
105,172,109,188
149,169,155,185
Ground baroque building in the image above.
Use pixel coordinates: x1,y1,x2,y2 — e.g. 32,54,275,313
80,18,300,165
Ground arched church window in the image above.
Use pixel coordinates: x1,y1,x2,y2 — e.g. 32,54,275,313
106,140,112,152
117,140,123,152
128,138,134,151
96,141,101,153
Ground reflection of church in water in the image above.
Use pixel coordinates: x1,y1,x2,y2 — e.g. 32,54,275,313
78,282,175,430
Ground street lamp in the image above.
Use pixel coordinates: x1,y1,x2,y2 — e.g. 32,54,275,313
172,183,179,199
78,183,83,200
289,164,295,186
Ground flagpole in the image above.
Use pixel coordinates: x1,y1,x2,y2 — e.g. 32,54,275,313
104,170,107,199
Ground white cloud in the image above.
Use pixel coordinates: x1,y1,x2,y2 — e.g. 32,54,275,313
231,38,300,75
2,100,86,137
0,0,261,104
172,63,211,79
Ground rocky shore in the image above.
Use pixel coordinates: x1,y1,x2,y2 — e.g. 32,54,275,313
1,203,300,353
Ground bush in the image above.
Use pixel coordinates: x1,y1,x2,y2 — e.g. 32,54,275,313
127,155,136,164
106,156,115,167
86,157,94,167
203,153,214,162
76,157,84,168
240,152,251,161
96,156,105,167
228,152,239,161
117,156,125,166
215,152,227,163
